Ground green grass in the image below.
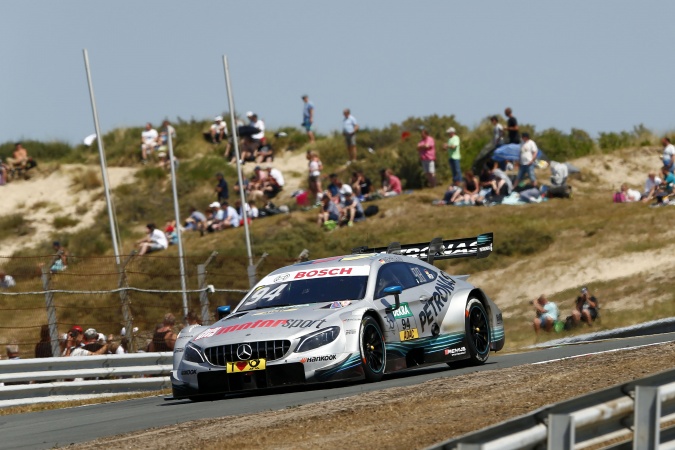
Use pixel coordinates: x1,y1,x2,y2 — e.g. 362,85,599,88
0,214,33,242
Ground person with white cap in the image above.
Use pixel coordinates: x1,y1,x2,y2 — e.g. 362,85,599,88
210,116,228,144
443,127,461,186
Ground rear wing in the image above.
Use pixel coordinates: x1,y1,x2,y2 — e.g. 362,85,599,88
351,233,493,265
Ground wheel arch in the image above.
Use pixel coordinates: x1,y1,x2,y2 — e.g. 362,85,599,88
469,288,505,352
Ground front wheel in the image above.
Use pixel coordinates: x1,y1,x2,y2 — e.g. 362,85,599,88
464,298,491,365
359,316,385,382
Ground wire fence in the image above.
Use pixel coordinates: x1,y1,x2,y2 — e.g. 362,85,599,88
0,252,297,359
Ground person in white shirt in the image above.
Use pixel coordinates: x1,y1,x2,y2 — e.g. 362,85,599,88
140,122,159,164
137,223,169,255
267,166,285,188
210,116,228,144
221,201,240,228
490,115,504,148
642,172,662,203
514,132,538,186
0,271,16,289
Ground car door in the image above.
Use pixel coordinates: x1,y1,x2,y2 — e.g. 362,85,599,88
375,262,431,343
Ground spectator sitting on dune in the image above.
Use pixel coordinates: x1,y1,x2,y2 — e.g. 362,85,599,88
642,172,662,203
136,223,168,256
317,193,340,227
532,294,558,336
0,271,16,289
614,183,641,203
339,191,365,227
184,207,207,234
379,168,402,197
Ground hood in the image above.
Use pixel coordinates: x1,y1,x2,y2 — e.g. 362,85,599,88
190,302,351,346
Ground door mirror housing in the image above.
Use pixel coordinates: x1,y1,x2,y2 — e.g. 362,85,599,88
383,285,402,313
217,305,231,320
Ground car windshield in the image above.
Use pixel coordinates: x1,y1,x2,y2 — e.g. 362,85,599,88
238,276,369,312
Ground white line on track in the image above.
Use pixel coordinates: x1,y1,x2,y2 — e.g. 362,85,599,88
531,341,666,365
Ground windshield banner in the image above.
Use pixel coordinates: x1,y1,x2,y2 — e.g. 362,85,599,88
260,265,370,285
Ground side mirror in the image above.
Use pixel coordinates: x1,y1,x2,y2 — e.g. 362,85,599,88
383,285,402,313
217,305,231,320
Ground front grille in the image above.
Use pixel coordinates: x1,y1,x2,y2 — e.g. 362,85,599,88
204,340,291,366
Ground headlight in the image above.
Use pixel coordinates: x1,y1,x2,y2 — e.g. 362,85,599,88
184,343,205,363
295,326,340,353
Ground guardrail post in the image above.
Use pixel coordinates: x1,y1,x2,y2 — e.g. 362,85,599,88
634,386,660,450
198,251,218,325
457,444,482,450
117,253,136,353
548,414,574,450
41,267,60,358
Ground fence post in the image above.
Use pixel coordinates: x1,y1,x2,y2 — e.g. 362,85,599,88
41,267,60,358
633,386,660,450
198,251,218,326
117,253,136,353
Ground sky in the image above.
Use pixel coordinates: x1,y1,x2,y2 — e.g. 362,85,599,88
2,1,675,145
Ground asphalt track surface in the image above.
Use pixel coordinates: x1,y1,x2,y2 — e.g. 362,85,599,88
3,332,674,450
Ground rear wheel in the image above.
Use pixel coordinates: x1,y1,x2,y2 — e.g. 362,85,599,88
359,316,385,382
464,298,491,365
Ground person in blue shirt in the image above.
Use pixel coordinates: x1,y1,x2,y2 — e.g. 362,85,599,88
532,294,558,335
302,95,315,143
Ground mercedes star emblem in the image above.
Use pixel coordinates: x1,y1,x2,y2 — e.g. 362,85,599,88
236,343,253,361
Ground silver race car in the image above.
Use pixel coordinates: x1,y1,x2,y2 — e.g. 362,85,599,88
171,233,504,400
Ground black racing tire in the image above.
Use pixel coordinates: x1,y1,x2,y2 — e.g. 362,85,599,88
359,316,386,382
464,298,491,365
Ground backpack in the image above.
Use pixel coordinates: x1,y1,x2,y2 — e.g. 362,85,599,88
364,205,379,217
613,192,626,203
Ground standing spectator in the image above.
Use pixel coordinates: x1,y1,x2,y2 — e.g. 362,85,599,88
504,107,521,144
571,287,599,326
662,137,675,173
6,142,28,172
514,132,538,186
147,313,177,352
302,95,315,143
642,172,662,203
307,151,323,200
342,108,359,165
417,129,437,188
0,271,16,288
380,168,402,197
35,325,53,358
50,241,69,273
443,127,461,186
532,294,558,335
136,223,168,256
140,122,159,164
210,116,228,144
490,115,505,148
215,172,229,204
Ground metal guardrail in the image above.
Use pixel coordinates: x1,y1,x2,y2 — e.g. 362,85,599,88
0,352,172,407
429,367,675,450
